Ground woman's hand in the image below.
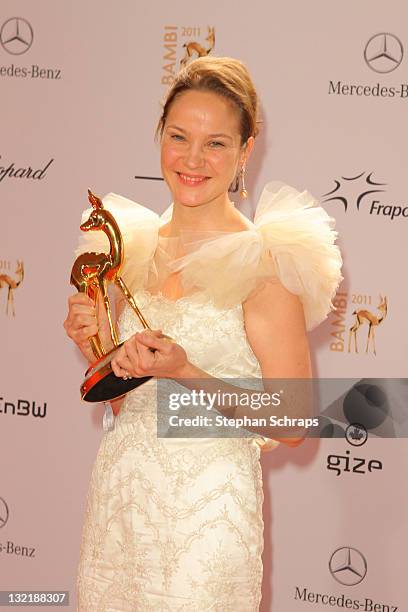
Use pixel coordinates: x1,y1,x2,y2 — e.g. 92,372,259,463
111,329,189,379
64,292,117,363
63,293,99,362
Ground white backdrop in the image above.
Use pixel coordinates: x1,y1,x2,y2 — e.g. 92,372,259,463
1,1,407,610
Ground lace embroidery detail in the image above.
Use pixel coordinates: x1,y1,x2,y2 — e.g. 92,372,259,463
77,292,266,611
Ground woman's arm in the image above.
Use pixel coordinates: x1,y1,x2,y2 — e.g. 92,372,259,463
242,278,312,380
241,278,312,445
111,279,314,445
63,288,127,415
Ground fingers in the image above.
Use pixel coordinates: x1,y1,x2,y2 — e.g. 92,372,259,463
68,293,95,308
64,308,96,337
109,329,187,379
111,349,135,378
124,335,143,372
111,337,149,379
110,331,162,378
67,322,98,345
133,335,156,371
135,330,170,353
133,330,187,378
64,293,98,345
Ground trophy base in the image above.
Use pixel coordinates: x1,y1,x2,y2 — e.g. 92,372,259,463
81,343,152,402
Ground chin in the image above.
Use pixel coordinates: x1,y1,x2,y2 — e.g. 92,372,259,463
178,198,208,209
171,186,211,208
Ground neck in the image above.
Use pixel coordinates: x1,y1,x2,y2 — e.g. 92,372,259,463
162,193,248,236
103,216,123,265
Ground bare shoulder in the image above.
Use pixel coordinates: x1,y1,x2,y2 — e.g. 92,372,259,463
242,278,312,378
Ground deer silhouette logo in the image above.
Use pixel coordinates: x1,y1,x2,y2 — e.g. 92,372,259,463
180,26,215,68
0,260,24,316
348,295,388,356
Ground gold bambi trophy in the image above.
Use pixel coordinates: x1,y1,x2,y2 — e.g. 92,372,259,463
71,190,153,402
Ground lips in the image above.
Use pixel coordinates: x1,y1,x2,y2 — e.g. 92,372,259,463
177,172,209,186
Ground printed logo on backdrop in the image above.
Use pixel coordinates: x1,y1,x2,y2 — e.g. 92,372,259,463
345,422,367,446
364,33,404,74
0,17,33,55
161,25,215,87
0,496,37,559
329,291,388,356
0,497,9,528
0,260,24,316
322,171,408,221
0,17,62,80
0,155,53,182
326,422,383,477
293,545,399,609
329,547,367,586
328,31,406,100
0,397,47,419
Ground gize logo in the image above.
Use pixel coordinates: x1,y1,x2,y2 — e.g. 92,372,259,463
327,449,382,476
327,424,383,477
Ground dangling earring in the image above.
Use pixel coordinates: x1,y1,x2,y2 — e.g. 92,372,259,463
240,165,248,199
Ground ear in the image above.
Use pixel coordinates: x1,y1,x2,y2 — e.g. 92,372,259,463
239,136,255,167
88,189,103,210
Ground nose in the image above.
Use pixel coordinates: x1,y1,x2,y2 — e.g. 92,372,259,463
184,142,205,169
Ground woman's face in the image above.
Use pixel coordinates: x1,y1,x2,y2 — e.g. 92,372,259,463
160,89,253,209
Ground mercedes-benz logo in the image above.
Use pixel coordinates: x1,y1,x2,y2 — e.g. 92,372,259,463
0,17,34,55
364,33,403,73
329,546,367,586
0,497,9,528
345,423,368,447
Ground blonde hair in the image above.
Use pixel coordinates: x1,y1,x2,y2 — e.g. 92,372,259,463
156,57,259,144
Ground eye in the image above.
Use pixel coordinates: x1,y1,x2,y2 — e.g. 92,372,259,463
208,140,225,149
170,133,185,142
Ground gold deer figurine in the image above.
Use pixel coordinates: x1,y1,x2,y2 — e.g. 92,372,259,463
70,190,150,359
0,260,24,316
348,295,388,356
180,26,215,68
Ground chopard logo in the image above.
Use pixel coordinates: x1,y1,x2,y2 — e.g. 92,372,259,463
329,547,367,586
0,17,33,55
0,156,54,181
364,33,404,74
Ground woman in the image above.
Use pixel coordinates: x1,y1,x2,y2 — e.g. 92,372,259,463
64,57,342,611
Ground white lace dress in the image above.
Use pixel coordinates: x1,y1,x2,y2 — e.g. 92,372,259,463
75,182,342,611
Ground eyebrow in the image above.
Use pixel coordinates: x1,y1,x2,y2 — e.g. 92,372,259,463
166,125,234,141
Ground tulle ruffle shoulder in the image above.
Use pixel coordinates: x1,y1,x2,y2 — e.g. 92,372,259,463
253,181,343,330
166,182,343,329
73,181,343,331
74,193,160,295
